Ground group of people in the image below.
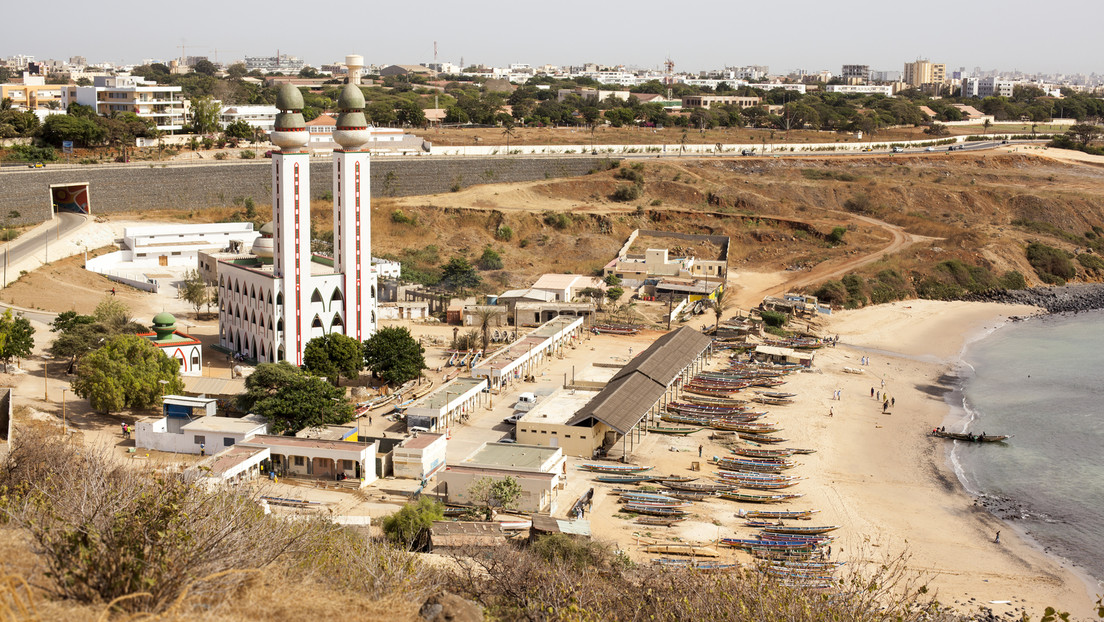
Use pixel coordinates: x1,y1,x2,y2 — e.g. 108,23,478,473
119,422,130,439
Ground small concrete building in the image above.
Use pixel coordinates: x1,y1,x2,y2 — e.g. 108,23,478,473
136,414,268,455
241,434,377,486
429,521,507,552
139,312,204,376
393,432,448,480
530,273,606,302
436,442,567,514
753,345,815,367
516,388,608,458
189,444,271,488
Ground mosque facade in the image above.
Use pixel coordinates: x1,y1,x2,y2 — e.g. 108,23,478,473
216,83,379,364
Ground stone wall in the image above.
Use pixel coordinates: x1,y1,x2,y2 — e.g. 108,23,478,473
0,156,612,226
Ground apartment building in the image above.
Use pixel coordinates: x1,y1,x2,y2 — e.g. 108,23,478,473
841,64,870,82
824,84,893,96
0,75,73,110
67,75,185,131
961,77,1015,98
903,60,946,89
680,95,762,109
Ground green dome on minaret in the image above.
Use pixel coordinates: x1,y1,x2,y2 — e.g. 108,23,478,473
337,83,365,110
274,84,306,132
152,312,176,341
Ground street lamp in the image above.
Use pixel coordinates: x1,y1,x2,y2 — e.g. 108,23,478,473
43,354,50,401
61,388,69,434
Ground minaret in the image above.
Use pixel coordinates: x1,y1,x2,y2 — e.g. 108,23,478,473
332,83,375,341
269,84,312,365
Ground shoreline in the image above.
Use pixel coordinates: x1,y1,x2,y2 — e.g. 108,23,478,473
819,300,1100,619
948,309,1104,608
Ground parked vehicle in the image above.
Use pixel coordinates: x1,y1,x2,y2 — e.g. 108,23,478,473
741,149,756,156
891,146,903,153
514,392,538,412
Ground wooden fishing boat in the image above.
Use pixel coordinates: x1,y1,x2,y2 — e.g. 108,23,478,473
592,324,640,335
842,366,864,374
597,475,655,484
636,516,685,526
789,448,817,455
719,491,805,504
731,447,797,458
645,544,720,557
711,421,783,434
653,559,740,572
931,430,1012,443
684,385,742,398
650,475,697,483
578,463,654,473
756,391,797,399
666,490,716,501
663,481,736,493
727,480,801,491
752,396,794,406
761,525,840,535
738,433,788,444
661,413,713,426
647,425,700,436
737,509,819,520
619,491,680,503
620,499,693,509
721,538,815,551
683,394,750,407
621,504,689,517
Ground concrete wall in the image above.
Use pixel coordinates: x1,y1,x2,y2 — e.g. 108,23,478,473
0,156,610,226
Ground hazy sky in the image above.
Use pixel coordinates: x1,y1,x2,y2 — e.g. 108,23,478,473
5,0,1101,76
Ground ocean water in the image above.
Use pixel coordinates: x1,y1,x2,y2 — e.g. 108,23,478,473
951,309,1104,583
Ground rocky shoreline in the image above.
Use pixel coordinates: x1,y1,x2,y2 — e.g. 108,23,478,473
967,283,1104,314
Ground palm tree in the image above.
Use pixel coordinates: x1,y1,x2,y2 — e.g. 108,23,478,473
983,118,992,135
502,124,516,153
472,300,499,356
710,285,734,335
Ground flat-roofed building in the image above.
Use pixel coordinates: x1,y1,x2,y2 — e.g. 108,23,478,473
680,95,761,109
241,434,377,486
393,432,447,480
436,442,567,513
136,414,268,455
516,387,607,458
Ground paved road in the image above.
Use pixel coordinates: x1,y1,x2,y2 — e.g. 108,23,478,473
2,212,88,266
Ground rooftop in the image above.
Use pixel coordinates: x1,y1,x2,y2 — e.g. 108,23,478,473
245,434,372,454
181,416,266,434
499,288,557,302
520,388,601,425
203,444,269,476
182,376,246,396
402,432,445,450
418,377,486,410
462,442,561,471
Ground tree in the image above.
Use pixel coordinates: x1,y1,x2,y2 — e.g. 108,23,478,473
709,286,734,334
577,286,605,310
470,303,498,355
381,497,444,550
224,119,253,140
396,101,425,127
71,335,184,414
1067,123,1101,146
180,269,208,315
0,310,34,372
983,118,992,135
467,476,523,518
236,361,354,434
192,59,218,76
362,327,425,385
502,123,516,151
93,296,138,331
302,333,364,384
606,286,625,304
189,96,221,134
227,63,247,80
440,257,481,291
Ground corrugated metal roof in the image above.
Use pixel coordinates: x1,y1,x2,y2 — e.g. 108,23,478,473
612,327,713,386
567,327,710,434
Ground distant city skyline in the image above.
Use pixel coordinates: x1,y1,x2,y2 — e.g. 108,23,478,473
5,0,1103,76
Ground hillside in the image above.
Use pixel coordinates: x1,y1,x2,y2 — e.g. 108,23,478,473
377,148,1104,307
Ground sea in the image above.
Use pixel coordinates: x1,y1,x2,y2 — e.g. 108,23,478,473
948,309,1104,585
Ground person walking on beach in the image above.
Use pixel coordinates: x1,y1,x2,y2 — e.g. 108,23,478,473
876,390,880,402
880,378,885,389
871,387,875,398
698,445,703,458
995,530,1001,544
891,397,895,407
829,407,834,417
883,400,889,413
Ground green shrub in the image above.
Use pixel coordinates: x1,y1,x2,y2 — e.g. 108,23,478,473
478,246,503,270
214,152,228,160
543,212,571,230
998,270,1027,290
381,497,444,550
519,238,530,248
1026,242,1076,284
760,309,788,328
841,273,867,307
611,184,642,202
614,167,644,184
5,144,57,162
827,227,847,245
240,150,256,159
843,192,875,214
1077,253,1104,271
812,280,847,305
495,225,513,241
391,210,417,226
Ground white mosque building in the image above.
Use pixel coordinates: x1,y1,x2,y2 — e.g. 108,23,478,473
217,83,379,365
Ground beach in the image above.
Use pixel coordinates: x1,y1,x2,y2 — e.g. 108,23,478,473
585,299,1100,620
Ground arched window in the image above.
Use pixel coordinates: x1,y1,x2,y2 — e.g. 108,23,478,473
371,285,376,299
266,290,272,305
331,313,344,329
311,289,323,303
219,275,224,289
258,315,265,329
277,346,285,361
276,292,283,306
250,285,256,301
277,319,284,332
371,310,376,323
234,281,240,295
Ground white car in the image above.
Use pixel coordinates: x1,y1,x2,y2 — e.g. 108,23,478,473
925,146,936,152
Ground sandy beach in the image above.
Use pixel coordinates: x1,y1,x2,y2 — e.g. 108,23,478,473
584,299,1100,620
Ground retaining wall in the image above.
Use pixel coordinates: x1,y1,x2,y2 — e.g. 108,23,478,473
0,156,611,226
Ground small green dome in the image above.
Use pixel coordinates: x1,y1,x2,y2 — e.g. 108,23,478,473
275,83,305,111
153,311,176,327
337,84,365,111
274,110,306,131
259,221,274,236
336,110,368,130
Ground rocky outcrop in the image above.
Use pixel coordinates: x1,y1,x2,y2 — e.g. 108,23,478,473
967,283,1104,314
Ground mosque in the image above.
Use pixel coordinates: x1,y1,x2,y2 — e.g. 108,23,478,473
216,83,379,365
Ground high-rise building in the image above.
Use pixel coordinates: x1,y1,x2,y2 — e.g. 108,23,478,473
841,64,870,82
216,83,378,364
903,60,946,88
